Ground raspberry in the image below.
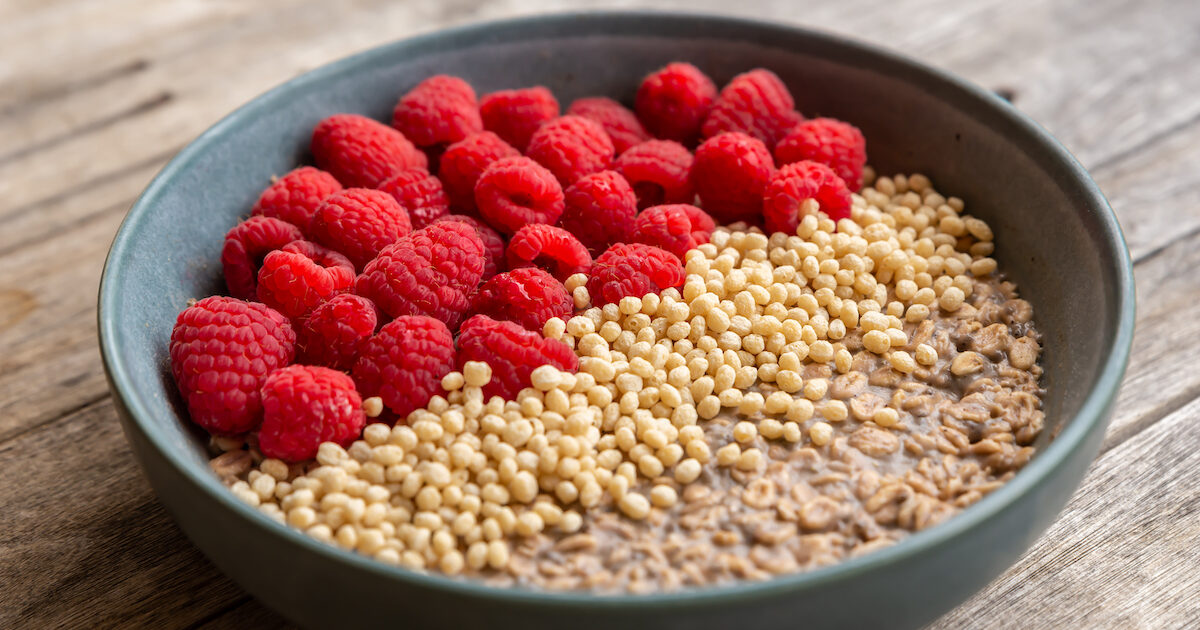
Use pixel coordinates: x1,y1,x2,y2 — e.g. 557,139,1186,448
586,243,686,306
774,117,867,190
456,315,577,400
613,139,695,210
567,97,650,155
391,75,483,149
311,113,427,188
525,115,615,187
352,316,456,420
256,240,356,319
474,156,565,235
702,69,802,149
170,297,295,435
296,293,378,371
435,214,506,281
506,224,592,281
438,131,520,212
479,87,560,152
377,167,450,229
355,221,485,329
762,160,852,235
309,188,412,270
691,132,775,225
250,167,342,235
221,217,303,299
258,366,365,462
631,204,715,260
635,62,717,144
559,170,637,256
470,268,572,332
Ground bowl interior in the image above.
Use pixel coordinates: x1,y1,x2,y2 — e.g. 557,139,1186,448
100,11,1131,609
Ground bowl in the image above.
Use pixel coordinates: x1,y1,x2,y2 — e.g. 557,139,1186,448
98,11,1135,630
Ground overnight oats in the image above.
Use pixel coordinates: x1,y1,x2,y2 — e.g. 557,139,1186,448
175,62,1044,593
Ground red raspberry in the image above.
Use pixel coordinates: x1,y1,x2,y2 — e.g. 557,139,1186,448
774,117,867,190
377,167,450,229
614,139,695,210
311,113,427,188
296,293,378,371
567,97,650,155
170,297,295,435
221,217,303,300
635,62,717,145
309,188,412,270
479,87,560,152
355,221,485,329
258,366,365,462
251,167,342,235
631,204,715,260
691,132,775,225
435,214,506,280
352,316,456,420
763,160,853,235
470,268,572,332
474,156,565,235
525,115,615,187
256,240,356,319
586,243,686,306
391,75,483,149
438,131,521,212
506,224,592,281
559,170,637,256
456,315,578,400
702,69,802,149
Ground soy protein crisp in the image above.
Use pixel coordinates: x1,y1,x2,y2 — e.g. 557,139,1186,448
186,62,1044,593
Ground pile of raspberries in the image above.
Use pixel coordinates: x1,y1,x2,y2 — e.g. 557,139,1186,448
170,63,867,463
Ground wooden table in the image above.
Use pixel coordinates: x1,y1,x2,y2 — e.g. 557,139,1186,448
2,1,1197,627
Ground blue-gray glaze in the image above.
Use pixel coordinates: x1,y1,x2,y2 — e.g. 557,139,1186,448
98,11,1135,630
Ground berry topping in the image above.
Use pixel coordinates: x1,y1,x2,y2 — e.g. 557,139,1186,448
352,316,456,420
691,131,775,225
559,170,638,256
773,117,867,190
635,62,717,145
505,224,592,281
438,131,521,212
456,314,578,400
310,113,427,188
354,221,486,329
170,296,295,435
250,167,343,235
762,160,853,235
258,365,366,462
221,216,304,300
567,97,651,155
586,243,686,306
296,293,378,371
613,139,695,210
391,75,483,149
435,214,506,281
470,267,572,332
702,69,802,149
376,167,451,229
474,156,565,235
525,115,615,187
255,240,356,319
309,188,412,270
479,86,560,152
630,204,715,260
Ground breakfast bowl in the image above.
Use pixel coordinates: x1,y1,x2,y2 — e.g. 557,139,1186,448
97,11,1135,630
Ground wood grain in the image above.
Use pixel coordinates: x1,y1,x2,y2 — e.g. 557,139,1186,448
0,0,1196,628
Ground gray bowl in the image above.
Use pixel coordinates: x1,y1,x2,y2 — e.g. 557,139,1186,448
98,11,1135,630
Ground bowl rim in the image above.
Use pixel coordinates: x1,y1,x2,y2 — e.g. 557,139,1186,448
98,9,1136,609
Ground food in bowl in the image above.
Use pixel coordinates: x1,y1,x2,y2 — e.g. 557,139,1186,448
176,62,1044,593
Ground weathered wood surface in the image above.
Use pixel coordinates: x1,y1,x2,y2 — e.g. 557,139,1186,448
0,0,1196,628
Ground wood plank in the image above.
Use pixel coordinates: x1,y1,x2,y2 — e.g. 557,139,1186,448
931,394,1200,629
0,399,249,629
